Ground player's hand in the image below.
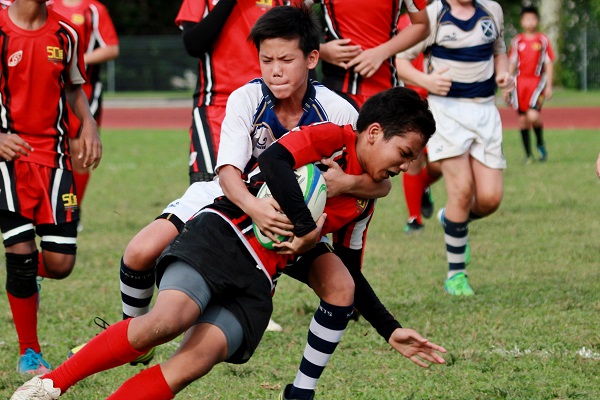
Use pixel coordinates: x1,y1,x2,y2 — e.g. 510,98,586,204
78,119,102,169
423,66,452,96
248,196,294,243
388,328,447,368
320,157,350,198
502,89,512,106
320,39,363,69
0,133,33,161
496,72,514,90
346,46,387,78
274,213,326,255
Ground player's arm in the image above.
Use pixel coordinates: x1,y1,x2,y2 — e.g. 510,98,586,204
346,9,429,78
544,57,554,100
219,165,295,241
180,0,237,57
395,56,452,96
66,84,102,169
320,156,391,198
84,45,119,65
494,52,513,91
335,243,446,367
258,142,324,254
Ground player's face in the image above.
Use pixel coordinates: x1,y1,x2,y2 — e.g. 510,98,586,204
258,38,319,101
360,126,425,183
520,13,539,33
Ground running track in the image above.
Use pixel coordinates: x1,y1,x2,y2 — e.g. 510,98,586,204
102,103,600,130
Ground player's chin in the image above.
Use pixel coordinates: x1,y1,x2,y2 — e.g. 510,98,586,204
268,84,292,98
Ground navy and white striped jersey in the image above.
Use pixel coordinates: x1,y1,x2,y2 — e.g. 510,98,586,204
398,0,506,100
215,78,359,177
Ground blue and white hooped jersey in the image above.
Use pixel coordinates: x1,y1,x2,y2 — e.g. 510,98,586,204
398,0,506,100
216,78,358,177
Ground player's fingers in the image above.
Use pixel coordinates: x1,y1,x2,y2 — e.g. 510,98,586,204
409,356,430,368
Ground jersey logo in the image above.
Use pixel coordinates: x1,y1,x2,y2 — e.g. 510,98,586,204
355,198,367,213
71,13,85,25
480,19,497,42
62,193,79,211
47,46,64,63
8,50,22,67
255,0,273,7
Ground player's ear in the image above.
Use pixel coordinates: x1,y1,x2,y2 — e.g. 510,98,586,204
366,123,383,144
307,49,319,69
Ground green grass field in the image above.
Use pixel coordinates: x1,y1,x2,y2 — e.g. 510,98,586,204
1,126,599,399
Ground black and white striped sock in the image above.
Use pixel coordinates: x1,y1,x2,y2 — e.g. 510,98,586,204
119,258,155,320
289,300,354,399
443,217,469,278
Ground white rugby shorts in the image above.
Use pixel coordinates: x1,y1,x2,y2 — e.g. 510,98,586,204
426,95,507,169
162,179,224,223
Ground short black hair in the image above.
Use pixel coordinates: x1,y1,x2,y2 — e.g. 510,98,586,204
248,4,321,56
520,6,539,17
356,87,436,143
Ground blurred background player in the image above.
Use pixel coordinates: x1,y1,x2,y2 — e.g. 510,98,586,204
0,0,101,374
505,5,555,163
396,0,513,296
316,0,429,111
49,0,118,228
396,12,442,234
176,0,291,184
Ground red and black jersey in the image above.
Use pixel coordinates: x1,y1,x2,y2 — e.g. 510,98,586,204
50,0,118,103
509,32,555,79
319,0,426,98
0,8,86,169
204,122,375,287
175,0,288,107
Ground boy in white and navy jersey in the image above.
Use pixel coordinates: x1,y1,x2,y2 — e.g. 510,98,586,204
396,0,513,296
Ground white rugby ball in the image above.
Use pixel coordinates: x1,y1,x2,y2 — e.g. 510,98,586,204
253,163,327,250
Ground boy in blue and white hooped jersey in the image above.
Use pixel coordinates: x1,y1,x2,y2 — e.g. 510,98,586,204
396,0,513,296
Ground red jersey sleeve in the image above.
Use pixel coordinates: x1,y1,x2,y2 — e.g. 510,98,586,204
175,0,207,26
277,123,347,168
92,0,118,46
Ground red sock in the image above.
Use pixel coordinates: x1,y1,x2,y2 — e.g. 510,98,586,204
419,166,439,187
37,251,52,278
73,170,90,208
43,319,145,393
107,365,175,400
402,172,425,224
7,293,40,354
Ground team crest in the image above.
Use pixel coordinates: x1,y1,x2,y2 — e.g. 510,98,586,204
8,50,22,67
71,13,85,25
355,198,368,213
480,18,496,42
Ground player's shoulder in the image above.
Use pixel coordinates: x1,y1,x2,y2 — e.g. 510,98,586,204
312,82,358,119
477,0,504,14
88,0,110,13
48,8,77,29
227,78,265,109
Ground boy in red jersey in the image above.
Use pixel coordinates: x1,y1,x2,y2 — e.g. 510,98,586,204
505,6,555,163
50,0,119,218
396,12,442,234
11,86,446,400
0,0,101,374
317,0,429,110
176,0,291,183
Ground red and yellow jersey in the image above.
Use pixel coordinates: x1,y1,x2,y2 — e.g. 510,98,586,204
320,0,427,98
205,122,374,287
50,0,118,99
0,8,85,169
509,32,555,79
175,0,288,107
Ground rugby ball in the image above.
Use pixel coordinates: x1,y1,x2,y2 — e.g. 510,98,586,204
253,163,327,250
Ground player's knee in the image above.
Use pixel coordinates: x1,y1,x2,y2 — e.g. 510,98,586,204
475,193,503,216
43,253,76,279
319,273,355,306
123,239,158,271
5,252,38,298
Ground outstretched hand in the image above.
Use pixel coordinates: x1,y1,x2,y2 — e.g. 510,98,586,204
388,328,447,368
